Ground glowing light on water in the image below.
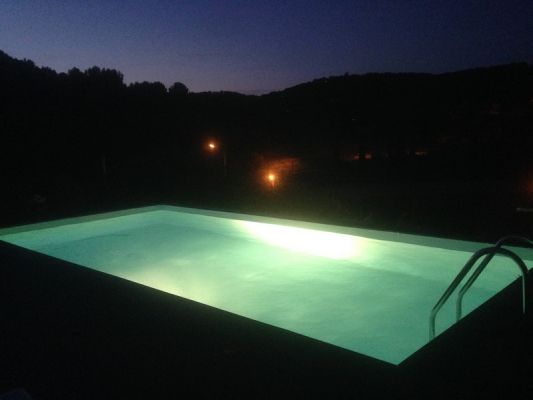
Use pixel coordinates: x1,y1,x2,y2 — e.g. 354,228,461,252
236,220,361,259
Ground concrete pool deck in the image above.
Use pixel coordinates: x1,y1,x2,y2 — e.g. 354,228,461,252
1,240,532,399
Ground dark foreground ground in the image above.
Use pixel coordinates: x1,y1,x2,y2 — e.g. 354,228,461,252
1,240,533,399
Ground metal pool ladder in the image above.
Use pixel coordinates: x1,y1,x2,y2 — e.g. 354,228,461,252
429,236,532,341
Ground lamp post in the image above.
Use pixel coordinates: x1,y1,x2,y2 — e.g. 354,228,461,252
267,172,276,190
206,140,227,178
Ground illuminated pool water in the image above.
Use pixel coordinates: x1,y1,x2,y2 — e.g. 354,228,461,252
1,205,531,365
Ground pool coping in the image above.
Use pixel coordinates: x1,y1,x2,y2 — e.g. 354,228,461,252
1,204,524,256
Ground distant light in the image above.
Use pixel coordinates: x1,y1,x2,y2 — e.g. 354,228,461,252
236,221,361,260
208,142,216,150
266,172,277,189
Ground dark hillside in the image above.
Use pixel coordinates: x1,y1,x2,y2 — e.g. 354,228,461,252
1,50,532,240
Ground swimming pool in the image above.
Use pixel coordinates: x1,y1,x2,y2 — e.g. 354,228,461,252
1,205,531,365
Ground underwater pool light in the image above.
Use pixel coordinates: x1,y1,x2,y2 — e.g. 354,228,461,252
236,220,361,260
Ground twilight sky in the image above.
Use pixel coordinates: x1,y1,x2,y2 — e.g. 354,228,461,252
0,0,532,94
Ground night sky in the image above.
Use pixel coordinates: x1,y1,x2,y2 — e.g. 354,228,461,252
1,0,532,94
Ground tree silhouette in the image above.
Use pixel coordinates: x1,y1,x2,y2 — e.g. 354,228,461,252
0,48,531,226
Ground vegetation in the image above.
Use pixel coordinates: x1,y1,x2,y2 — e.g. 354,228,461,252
1,49,532,240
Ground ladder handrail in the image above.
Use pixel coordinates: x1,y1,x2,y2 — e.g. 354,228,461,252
456,236,533,320
429,246,528,340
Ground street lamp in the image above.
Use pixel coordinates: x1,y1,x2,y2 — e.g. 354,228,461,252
267,172,277,189
206,140,227,178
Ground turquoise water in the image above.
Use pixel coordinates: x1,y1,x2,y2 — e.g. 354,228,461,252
1,206,531,365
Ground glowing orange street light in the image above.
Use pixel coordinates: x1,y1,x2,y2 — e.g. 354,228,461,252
205,139,227,177
267,172,277,189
